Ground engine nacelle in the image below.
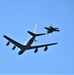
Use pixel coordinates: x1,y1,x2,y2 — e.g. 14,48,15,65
6,42,10,46
34,48,38,53
44,46,48,51
12,46,16,50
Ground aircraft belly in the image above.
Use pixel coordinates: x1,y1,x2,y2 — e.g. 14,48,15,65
27,37,35,47
18,46,31,55
18,50,25,55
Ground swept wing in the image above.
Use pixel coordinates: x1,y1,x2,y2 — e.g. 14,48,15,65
3,35,24,49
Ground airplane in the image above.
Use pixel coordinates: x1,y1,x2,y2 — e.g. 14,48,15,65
3,24,58,55
45,25,60,34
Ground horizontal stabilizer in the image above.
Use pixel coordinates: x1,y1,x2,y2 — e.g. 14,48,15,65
55,30,60,31
45,27,49,30
28,31,45,37
35,33,45,36
28,31,35,36
55,28,59,29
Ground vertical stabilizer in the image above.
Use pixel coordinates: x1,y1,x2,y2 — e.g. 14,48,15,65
34,24,37,34
28,24,45,37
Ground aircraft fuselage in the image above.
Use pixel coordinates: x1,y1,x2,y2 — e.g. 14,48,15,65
18,36,35,55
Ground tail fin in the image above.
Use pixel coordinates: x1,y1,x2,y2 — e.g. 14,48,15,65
34,24,37,34
28,24,45,37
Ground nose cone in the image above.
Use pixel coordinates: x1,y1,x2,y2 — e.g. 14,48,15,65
18,50,25,55
18,52,22,55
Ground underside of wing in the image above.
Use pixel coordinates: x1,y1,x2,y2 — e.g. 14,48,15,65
29,42,58,49
3,35,24,49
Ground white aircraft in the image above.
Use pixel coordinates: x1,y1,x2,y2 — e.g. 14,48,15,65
3,24,57,55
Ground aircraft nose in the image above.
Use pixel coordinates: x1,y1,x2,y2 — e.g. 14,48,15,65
18,50,25,55
18,52,22,55
18,51,23,55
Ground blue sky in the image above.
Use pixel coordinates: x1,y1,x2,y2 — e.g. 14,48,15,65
0,0,74,74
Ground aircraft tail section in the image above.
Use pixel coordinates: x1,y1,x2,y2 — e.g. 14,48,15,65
28,24,45,37
45,27,49,30
35,33,45,36
28,31,35,36
55,30,60,32
28,31,45,37
34,24,37,34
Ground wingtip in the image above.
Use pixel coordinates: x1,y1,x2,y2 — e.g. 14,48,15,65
44,27,47,29
56,42,58,44
27,31,29,33
3,35,7,38
3,35,5,37
43,33,46,35
53,42,58,45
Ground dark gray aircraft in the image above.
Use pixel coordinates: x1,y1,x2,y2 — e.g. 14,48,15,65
45,25,60,34
3,24,57,55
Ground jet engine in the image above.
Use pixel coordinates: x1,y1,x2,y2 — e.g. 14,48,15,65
12,46,16,50
44,46,48,51
6,42,10,46
34,48,38,53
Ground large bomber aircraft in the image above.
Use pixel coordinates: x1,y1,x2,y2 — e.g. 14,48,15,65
3,24,57,55
45,25,60,34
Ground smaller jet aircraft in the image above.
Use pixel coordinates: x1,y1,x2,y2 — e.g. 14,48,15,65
3,24,58,55
45,25,60,34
